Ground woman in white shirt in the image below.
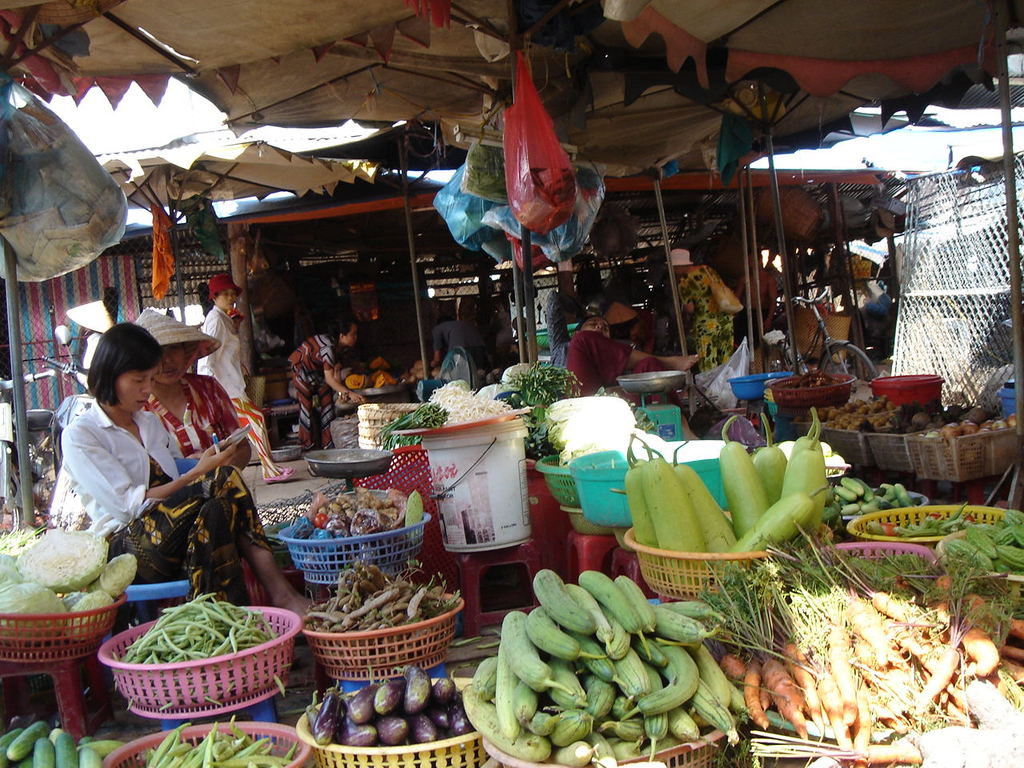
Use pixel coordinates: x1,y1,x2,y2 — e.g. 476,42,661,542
62,323,308,613
199,273,294,484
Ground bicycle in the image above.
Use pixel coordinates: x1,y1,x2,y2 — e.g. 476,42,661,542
765,289,878,381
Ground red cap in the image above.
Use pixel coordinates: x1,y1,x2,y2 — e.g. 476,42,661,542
208,273,241,300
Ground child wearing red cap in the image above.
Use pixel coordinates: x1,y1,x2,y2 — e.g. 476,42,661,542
199,273,295,484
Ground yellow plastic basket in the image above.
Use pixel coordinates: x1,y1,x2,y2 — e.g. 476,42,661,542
846,505,1005,544
296,714,484,768
624,528,768,600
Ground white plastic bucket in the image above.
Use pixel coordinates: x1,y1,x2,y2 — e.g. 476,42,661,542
420,418,532,552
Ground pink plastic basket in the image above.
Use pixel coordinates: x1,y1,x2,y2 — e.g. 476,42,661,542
97,606,301,719
103,722,310,768
835,541,939,564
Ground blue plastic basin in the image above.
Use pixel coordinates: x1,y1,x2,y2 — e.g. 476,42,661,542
728,372,793,401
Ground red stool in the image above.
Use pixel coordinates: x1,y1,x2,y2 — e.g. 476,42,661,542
0,656,111,739
609,547,656,599
456,539,543,637
566,531,617,579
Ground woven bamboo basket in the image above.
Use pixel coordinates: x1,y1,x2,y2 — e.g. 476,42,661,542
794,307,852,359
357,403,420,449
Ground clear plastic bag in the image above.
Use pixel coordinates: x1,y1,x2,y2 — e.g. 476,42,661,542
694,336,750,410
503,51,576,234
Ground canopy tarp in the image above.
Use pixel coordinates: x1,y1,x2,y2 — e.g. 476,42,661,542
0,0,1017,175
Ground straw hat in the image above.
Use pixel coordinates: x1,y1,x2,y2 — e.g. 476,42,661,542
135,308,221,358
66,300,114,333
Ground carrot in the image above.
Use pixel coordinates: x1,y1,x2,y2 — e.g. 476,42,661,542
1000,644,1024,662
761,658,808,739
1001,658,1024,683
828,625,859,726
931,600,951,627
871,591,910,622
783,643,824,731
934,574,952,593
961,626,1000,676
852,688,871,768
816,673,852,749
1009,618,1024,642
742,659,769,729
915,645,961,712
718,653,746,681
865,743,922,765
847,599,893,668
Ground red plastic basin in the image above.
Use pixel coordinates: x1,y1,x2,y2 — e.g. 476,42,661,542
870,375,943,405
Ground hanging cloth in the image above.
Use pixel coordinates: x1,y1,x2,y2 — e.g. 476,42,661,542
404,0,450,28
151,205,173,300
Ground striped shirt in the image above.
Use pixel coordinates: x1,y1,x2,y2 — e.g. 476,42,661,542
144,374,239,456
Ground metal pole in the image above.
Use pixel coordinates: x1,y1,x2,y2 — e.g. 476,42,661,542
399,136,431,379
653,176,690,359
764,124,800,370
1,239,34,527
737,167,756,361
512,255,527,363
167,212,187,322
522,229,538,364
747,169,765,346
995,0,1024,508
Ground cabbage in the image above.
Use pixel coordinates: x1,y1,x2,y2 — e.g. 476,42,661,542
546,396,637,464
64,591,114,612
87,554,137,598
17,530,108,593
0,582,65,614
0,555,21,585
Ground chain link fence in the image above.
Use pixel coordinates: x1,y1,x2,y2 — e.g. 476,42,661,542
892,156,1021,407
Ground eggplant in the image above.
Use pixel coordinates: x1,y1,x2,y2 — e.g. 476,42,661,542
403,666,432,714
431,677,457,705
426,705,450,731
374,679,405,716
409,714,439,744
347,684,379,725
339,718,378,747
448,700,473,736
311,688,342,745
376,716,411,746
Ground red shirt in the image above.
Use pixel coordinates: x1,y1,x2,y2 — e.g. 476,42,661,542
144,373,239,456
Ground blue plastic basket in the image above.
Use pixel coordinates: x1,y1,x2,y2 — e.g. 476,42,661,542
569,451,632,527
728,372,793,401
277,514,430,585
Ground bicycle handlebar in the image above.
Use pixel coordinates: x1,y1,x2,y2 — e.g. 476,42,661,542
0,369,56,391
792,289,829,306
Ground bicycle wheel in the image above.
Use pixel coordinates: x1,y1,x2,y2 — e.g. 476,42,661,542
822,341,878,381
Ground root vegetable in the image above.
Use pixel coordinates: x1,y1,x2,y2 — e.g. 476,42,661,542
852,688,871,768
1000,659,1024,683
864,743,921,765
915,646,961,712
783,643,824,731
816,673,852,750
718,653,746,681
761,658,808,739
1009,619,1024,643
1000,644,1024,662
871,592,910,622
962,627,1000,677
828,625,859,726
743,659,769,729
846,599,893,668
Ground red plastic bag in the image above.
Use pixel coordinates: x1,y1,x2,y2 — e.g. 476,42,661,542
503,51,576,235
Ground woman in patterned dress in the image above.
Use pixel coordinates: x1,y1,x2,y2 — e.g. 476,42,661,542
673,249,737,371
135,309,250,467
289,316,365,451
61,323,308,612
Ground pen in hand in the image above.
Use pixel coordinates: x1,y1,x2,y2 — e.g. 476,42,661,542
212,434,221,454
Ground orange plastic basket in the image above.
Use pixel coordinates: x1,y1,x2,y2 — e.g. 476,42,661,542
303,596,463,681
624,529,768,600
103,722,311,768
296,713,484,768
0,594,125,663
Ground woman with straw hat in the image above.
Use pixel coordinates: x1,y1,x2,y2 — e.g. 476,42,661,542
199,273,295,484
135,309,251,469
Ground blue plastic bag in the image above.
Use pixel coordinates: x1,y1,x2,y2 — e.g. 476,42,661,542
433,165,500,252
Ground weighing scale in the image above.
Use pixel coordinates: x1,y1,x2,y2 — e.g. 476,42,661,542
304,448,393,489
617,370,689,441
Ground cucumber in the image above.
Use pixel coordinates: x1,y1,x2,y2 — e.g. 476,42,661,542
8,724,50,763
462,685,551,763
76,750,100,768
32,737,54,768
0,730,25,768
72,743,122,760
471,656,499,700
44,734,61,748
52,734,76,768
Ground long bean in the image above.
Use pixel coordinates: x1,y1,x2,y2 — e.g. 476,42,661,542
146,720,289,768
121,594,275,664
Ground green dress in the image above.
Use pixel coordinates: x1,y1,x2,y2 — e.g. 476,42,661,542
677,266,735,371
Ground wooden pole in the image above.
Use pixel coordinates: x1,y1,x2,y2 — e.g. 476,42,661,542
512,256,527,362
764,124,800,371
399,135,431,380
1,238,33,526
747,168,765,348
227,223,254,373
737,168,756,361
522,229,538,364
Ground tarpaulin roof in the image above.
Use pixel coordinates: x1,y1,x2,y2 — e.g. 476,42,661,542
1,0,1018,175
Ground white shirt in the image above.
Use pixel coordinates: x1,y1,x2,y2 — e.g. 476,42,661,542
198,306,245,399
61,406,182,538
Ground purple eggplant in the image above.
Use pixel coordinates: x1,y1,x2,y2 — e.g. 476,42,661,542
409,713,439,744
426,705,450,731
311,688,342,745
448,700,473,736
403,666,432,714
347,684,379,725
431,678,457,705
374,679,405,716
376,716,410,746
339,718,378,747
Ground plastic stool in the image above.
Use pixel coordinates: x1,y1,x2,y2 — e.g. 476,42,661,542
609,548,656,599
456,540,543,637
160,698,277,730
0,656,111,740
125,580,190,623
566,531,617,579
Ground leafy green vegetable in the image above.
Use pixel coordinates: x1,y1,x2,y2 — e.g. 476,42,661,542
379,403,448,450
0,555,21,585
64,590,114,611
503,364,579,460
88,553,137,598
17,529,108,593
545,396,637,465
0,582,65,614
